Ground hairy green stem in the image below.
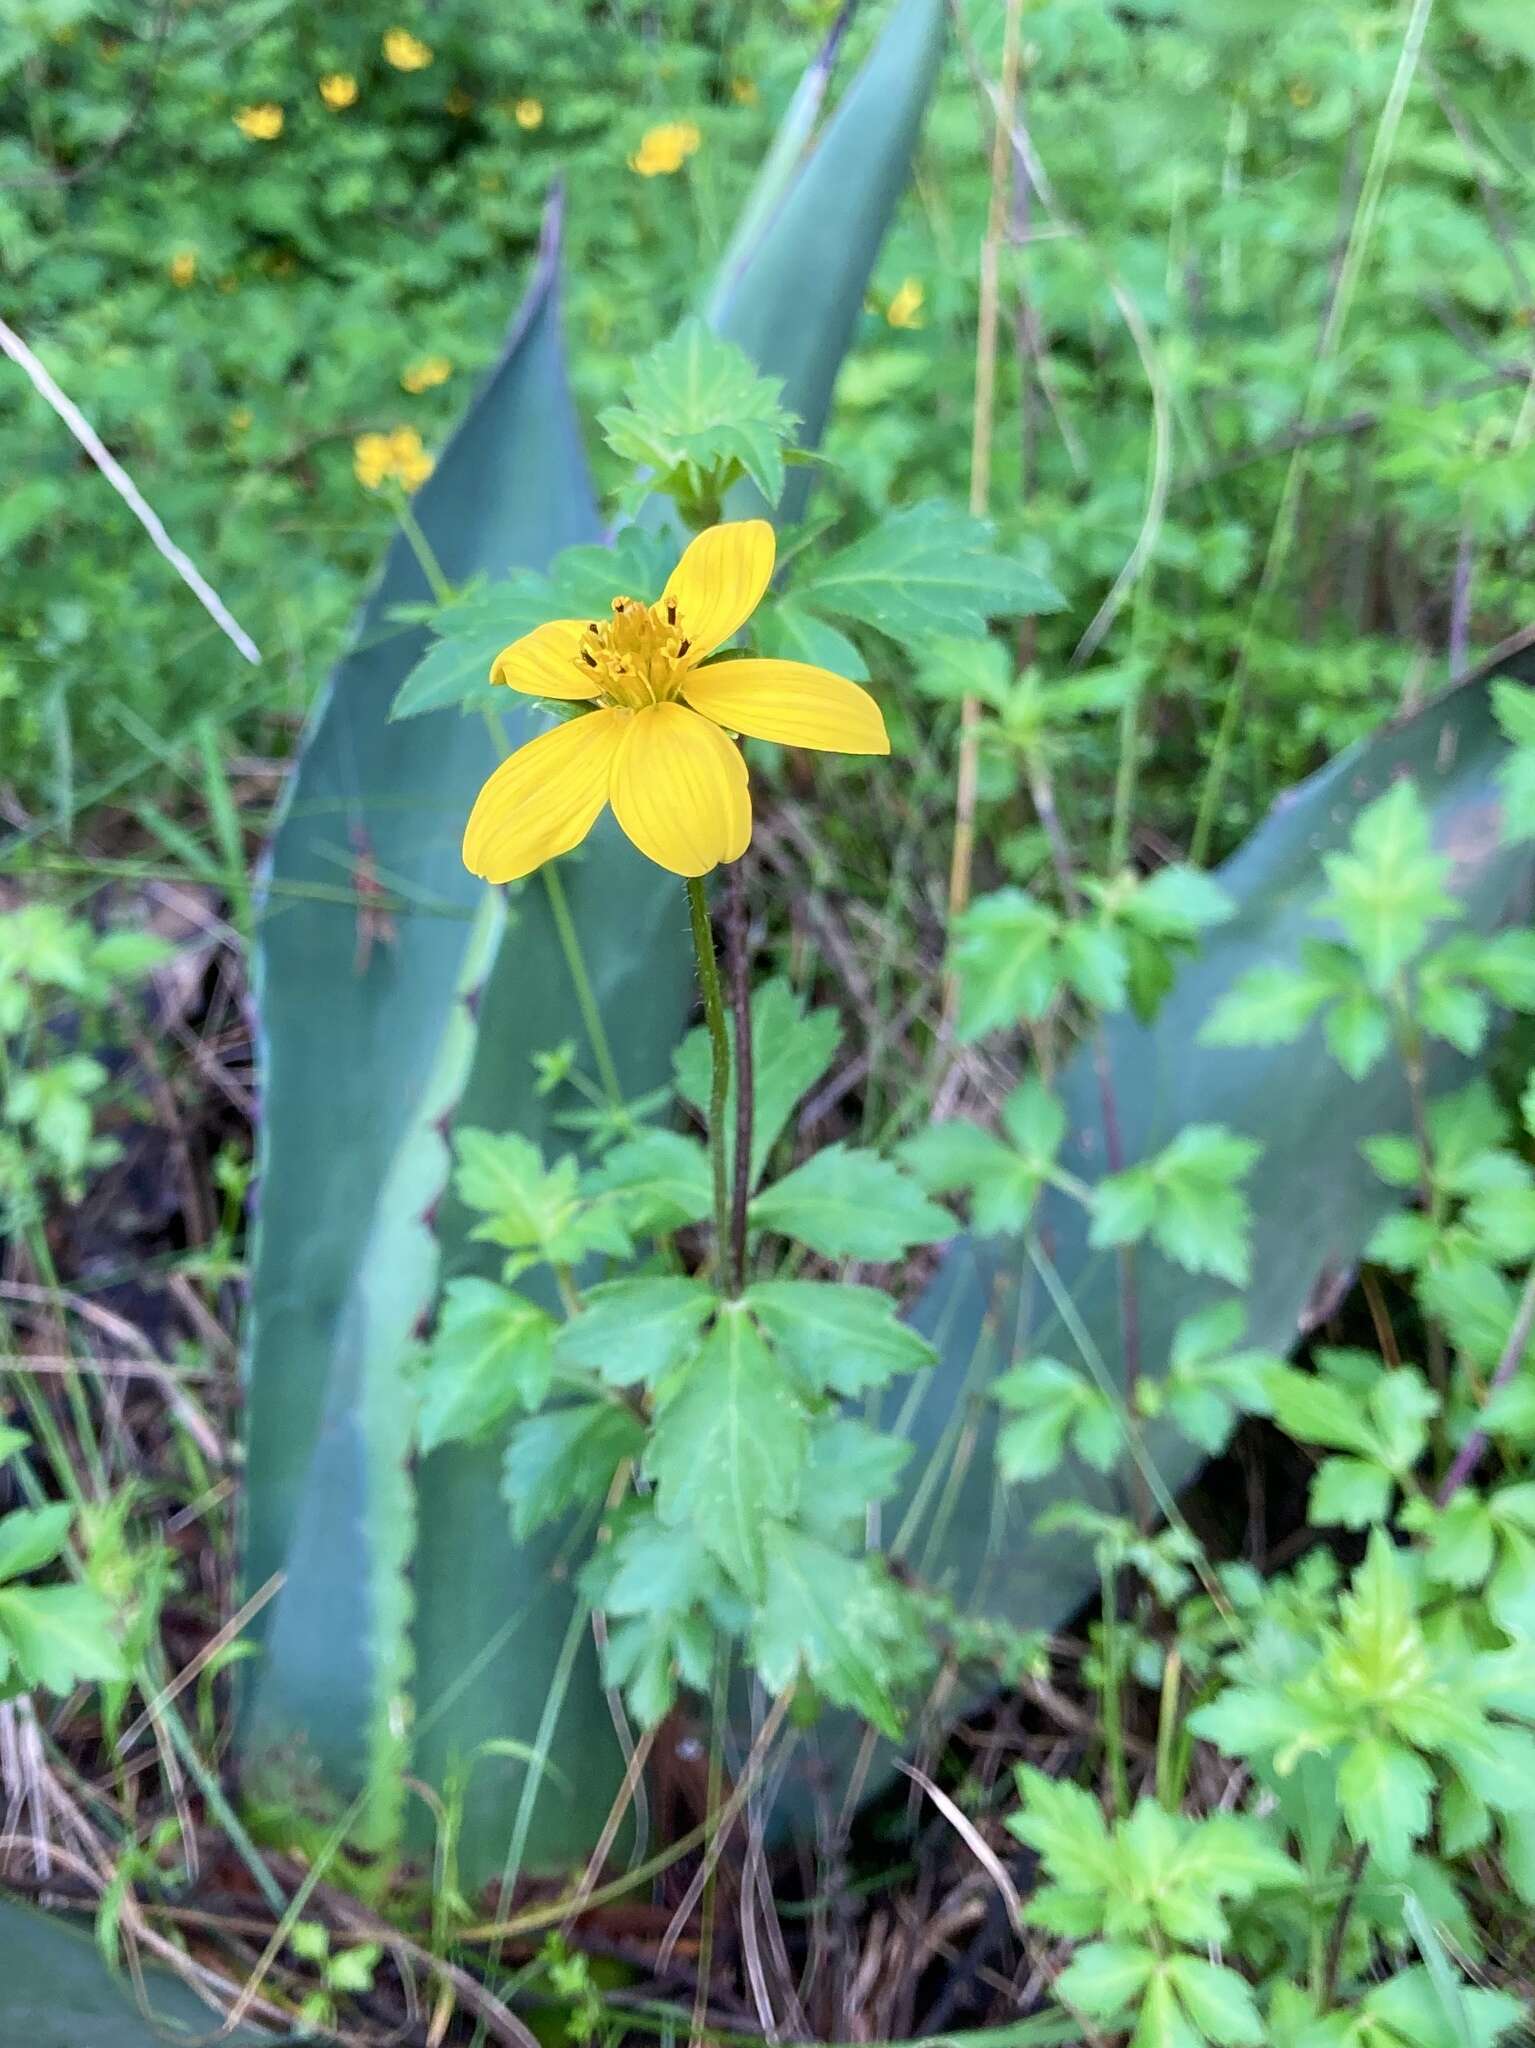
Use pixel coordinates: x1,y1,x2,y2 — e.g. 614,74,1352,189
725,860,754,1297
686,877,732,1286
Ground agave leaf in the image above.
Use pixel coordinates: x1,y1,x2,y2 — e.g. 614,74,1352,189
245,0,949,1881
0,1896,281,2046
240,198,603,1840
710,0,946,520
408,0,950,1886
774,655,1535,1828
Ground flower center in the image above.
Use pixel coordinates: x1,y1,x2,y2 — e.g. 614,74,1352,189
577,595,692,708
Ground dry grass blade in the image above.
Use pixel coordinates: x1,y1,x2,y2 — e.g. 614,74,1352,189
893,1761,1024,1941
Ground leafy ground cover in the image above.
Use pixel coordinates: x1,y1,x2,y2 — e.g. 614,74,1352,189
4,0,1535,2043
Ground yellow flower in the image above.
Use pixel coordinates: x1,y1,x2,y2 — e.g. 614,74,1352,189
319,72,359,109
629,120,701,177
169,250,197,287
353,432,393,490
885,277,925,329
514,96,543,130
389,426,435,490
383,27,433,70
401,354,453,393
234,103,284,140
463,521,889,883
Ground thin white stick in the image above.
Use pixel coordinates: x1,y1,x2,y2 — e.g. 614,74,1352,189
0,313,260,664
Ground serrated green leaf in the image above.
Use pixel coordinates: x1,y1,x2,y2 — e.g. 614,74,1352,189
1201,964,1333,1046
749,1524,912,1734
1055,1941,1154,2019
585,1128,713,1233
417,1279,554,1454
0,1504,73,1584
502,1402,644,1543
554,1277,714,1387
751,1144,955,1261
0,1583,124,1693
753,597,869,681
745,1279,935,1395
1320,779,1458,987
791,502,1062,641
1164,1956,1263,2046
599,318,797,508
1338,1736,1433,1874
951,889,1062,1038
647,1309,807,1592
800,1418,911,1542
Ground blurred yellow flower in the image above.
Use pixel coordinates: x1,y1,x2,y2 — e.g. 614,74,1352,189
169,251,197,287
355,427,435,493
464,521,889,884
445,86,474,116
401,355,453,393
885,277,925,329
384,27,434,70
319,73,359,109
730,77,758,105
629,121,700,177
514,97,543,129
234,103,284,141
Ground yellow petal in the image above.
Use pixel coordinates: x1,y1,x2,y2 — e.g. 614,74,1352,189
462,710,623,882
663,520,775,666
681,658,890,755
489,619,599,700
609,703,751,877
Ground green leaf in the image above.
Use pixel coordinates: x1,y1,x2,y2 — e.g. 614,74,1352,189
0,1583,124,1693
1310,1457,1393,1529
997,1358,1121,1480
586,1128,713,1234
417,1280,554,1454
1320,779,1458,988
790,502,1062,642
647,1309,807,1593
457,1129,619,1266
675,977,839,1191
502,1403,644,1543
1125,866,1232,939
800,1419,911,1543
1337,1736,1435,1874
0,1504,73,1584
749,1524,914,1734
1055,1941,1154,2020
1201,964,1333,1046
1090,1124,1261,1284
554,1277,714,1388
750,1144,955,1261
599,318,798,509
753,597,868,682
950,889,1062,1038
1164,1956,1264,2046
745,1280,936,1395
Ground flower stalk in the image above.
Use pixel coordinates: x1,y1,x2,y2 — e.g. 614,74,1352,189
685,877,732,1286
725,859,754,1297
